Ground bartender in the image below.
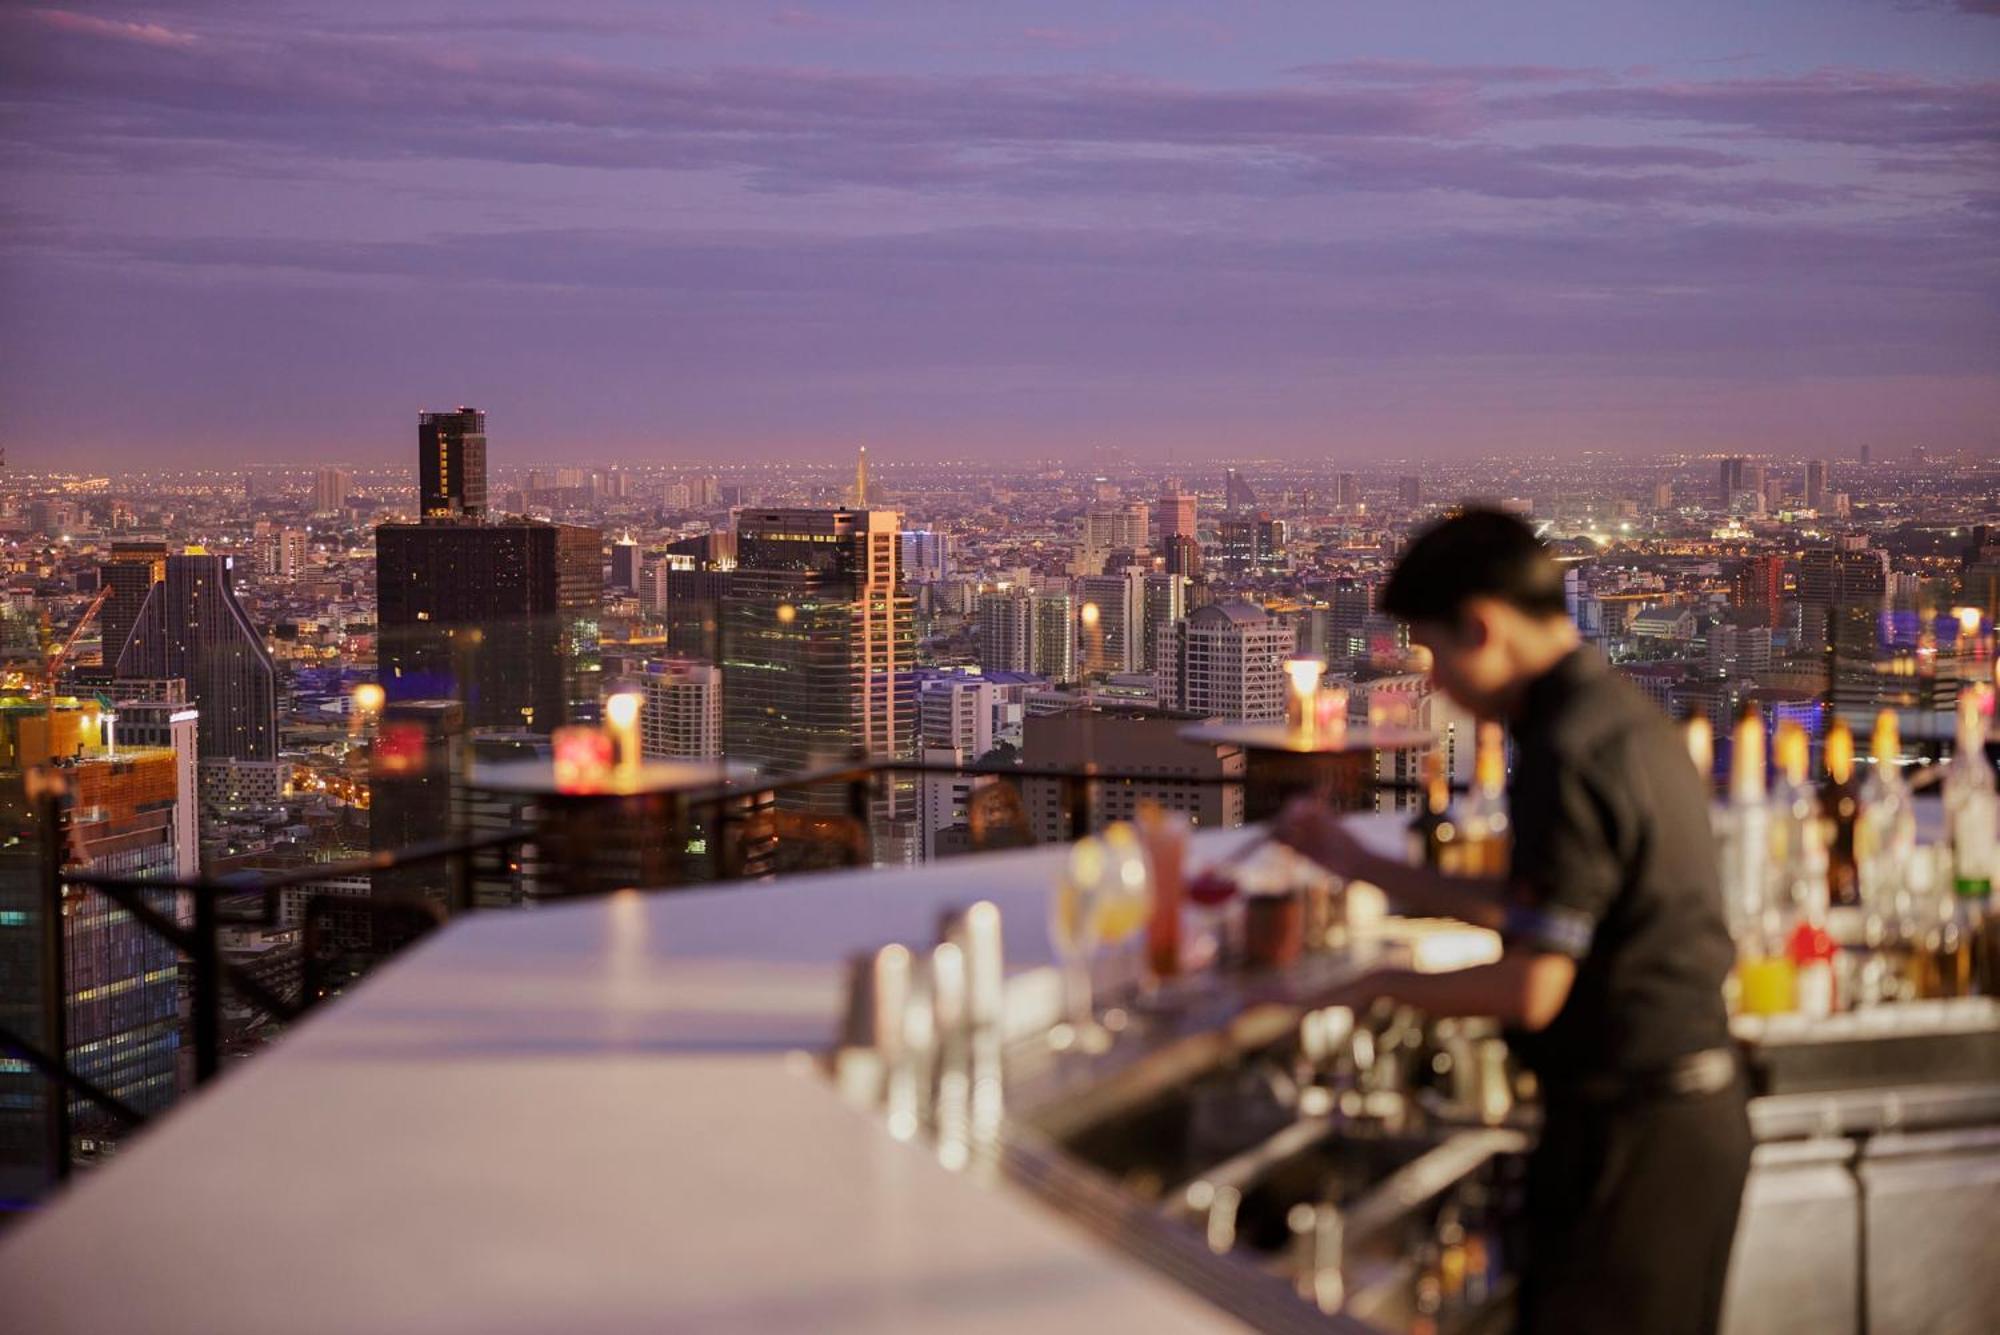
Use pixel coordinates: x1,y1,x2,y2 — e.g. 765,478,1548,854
1275,509,1750,1335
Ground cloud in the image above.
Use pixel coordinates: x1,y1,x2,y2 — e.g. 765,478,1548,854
30,7,196,48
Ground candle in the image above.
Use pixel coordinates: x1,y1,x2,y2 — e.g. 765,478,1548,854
1284,657,1325,741
604,688,644,778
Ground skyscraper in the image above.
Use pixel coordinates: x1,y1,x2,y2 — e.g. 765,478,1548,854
98,542,168,670
976,586,1035,673
1033,590,1078,684
0,698,190,1183
1156,601,1295,722
115,552,280,807
901,529,953,582
1805,460,1829,511
1224,468,1261,512
376,522,602,733
1335,473,1362,509
632,660,723,762
1216,513,1286,577
1398,475,1423,509
1163,534,1203,581
610,536,642,596
722,508,912,799
1718,456,1747,506
1153,481,1197,543
312,467,351,516
1140,572,1189,673
417,408,488,522
1078,570,1146,675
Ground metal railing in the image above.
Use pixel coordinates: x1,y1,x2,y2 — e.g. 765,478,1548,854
5,754,1424,1188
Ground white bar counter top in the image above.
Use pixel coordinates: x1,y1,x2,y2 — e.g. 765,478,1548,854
4,829,1306,1335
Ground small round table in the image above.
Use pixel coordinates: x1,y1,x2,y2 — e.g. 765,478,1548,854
1177,722,1435,819
467,759,750,899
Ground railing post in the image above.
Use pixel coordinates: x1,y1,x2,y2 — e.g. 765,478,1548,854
37,792,70,1183
847,769,873,868
191,889,221,1085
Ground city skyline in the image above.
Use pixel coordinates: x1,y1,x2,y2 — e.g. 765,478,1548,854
3,2,1997,466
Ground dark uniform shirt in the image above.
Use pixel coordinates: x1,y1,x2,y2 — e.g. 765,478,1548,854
1502,647,1736,1086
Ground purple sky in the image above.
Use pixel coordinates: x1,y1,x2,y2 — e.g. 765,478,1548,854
2,2,1996,468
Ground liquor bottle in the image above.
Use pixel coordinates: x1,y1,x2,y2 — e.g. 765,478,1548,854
1769,722,1816,875
1777,723,1837,1016
1685,716,1714,787
1857,710,1917,912
1725,708,1793,1015
1818,719,1863,910
1456,722,1511,877
1942,688,1994,995
1407,750,1458,872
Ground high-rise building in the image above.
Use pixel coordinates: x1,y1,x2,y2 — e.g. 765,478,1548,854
1078,570,1147,676
1139,572,1189,673
251,525,308,581
1335,474,1362,510
1215,513,1286,577
0,697,190,1183
632,660,722,762
1398,475,1423,509
610,536,642,596
901,529,953,583
1805,460,1829,511
417,408,488,522
115,553,279,809
377,521,602,733
1033,591,1078,684
1163,534,1203,581
1730,555,1786,626
1718,457,1747,506
312,467,351,516
1224,468,1261,512
1080,503,1149,568
1328,578,1375,664
1153,481,1197,543
977,587,1036,673
99,542,168,670
722,508,913,799
918,676,1002,759
111,679,201,877
1156,601,1295,722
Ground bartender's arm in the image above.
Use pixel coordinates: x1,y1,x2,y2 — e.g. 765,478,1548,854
1274,797,1508,931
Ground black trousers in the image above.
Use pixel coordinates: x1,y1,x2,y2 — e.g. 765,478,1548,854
1518,1081,1753,1335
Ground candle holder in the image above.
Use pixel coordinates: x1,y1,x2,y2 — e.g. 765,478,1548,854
553,725,615,793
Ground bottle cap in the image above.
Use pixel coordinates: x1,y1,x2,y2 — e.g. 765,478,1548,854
1730,707,1764,804
1774,722,1808,787
1872,709,1899,765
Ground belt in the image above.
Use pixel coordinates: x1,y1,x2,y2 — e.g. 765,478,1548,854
1557,1047,1741,1105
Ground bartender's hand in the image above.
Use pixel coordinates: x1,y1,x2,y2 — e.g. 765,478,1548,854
1273,797,1377,879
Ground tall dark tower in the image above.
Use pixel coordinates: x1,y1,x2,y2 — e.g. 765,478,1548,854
99,541,169,668
376,522,601,733
418,408,488,522
116,552,280,809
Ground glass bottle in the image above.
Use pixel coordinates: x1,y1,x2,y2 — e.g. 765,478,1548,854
1818,719,1863,910
1456,721,1511,878
1407,749,1459,873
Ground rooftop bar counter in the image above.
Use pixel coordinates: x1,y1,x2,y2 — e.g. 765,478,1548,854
3,818,1996,1334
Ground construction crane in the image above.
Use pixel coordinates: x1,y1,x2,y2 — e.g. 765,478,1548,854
44,583,112,709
